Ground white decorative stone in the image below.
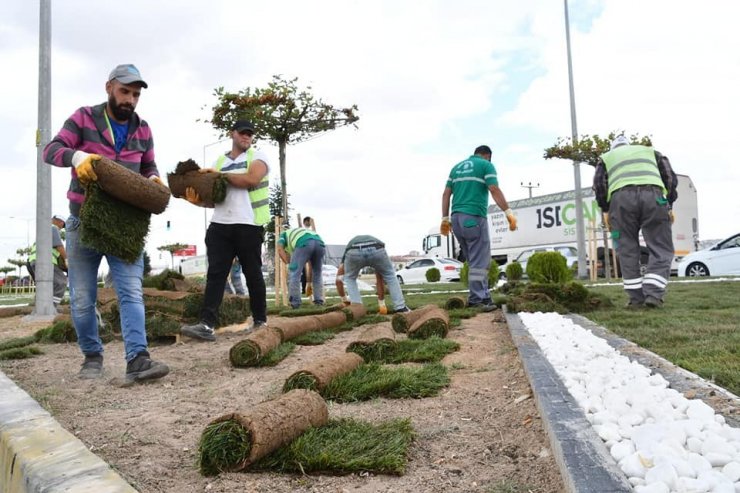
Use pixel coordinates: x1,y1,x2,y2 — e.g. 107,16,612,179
722,461,740,482
621,452,649,478
634,482,669,493
645,462,678,489
611,440,635,462
686,400,715,422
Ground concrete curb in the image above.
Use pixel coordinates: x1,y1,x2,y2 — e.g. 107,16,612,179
503,308,632,493
0,370,137,493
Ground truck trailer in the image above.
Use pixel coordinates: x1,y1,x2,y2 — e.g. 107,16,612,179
422,174,698,273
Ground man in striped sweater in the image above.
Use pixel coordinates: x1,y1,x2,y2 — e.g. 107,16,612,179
43,64,169,384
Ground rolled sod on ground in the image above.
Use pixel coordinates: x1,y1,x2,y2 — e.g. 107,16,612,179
198,389,328,476
346,324,397,361
251,418,414,476
444,296,466,310
284,352,364,392
229,327,283,367
342,303,368,322
391,304,439,333
358,337,461,364
167,159,228,208
291,330,335,345
80,183,151,263
93,156,171,214
407,306,449,340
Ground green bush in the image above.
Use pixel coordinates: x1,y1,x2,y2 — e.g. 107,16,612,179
526,252,572,284
506,261,523,281
425,267,441,283
460,261,500,287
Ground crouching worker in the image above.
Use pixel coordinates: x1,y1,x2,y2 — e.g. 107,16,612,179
277,226,325,309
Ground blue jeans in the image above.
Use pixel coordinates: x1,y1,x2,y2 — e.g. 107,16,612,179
288,239,325,308
343,246,405,310
65,215,147,362
451,213,492,304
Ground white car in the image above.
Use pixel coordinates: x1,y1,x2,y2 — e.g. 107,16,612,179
396,258,462,285
677,232,740,277
321,264,339,285
500,245,579,280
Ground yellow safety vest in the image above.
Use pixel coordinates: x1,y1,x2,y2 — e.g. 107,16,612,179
215,148,270,225
601,144,666,202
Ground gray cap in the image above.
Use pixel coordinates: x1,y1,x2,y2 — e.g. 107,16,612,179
108,64,148,88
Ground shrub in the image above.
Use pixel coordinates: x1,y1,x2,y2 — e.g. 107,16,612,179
526,252,572,284
506,262,523,281
425,267,441,283
460,261,500,287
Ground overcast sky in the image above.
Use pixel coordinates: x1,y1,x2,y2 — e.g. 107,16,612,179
1,0,738,272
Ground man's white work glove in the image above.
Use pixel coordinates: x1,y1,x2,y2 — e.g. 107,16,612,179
377,299,387,315
71,151,101,184
341,295,351,306
504,209,517,231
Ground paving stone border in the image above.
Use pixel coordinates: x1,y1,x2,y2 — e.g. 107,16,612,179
0,370,136,493
504,309,633,492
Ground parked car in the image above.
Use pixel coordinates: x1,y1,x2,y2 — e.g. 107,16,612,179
321,264,339,285
396,257,462,284
677,232,740,277
499,245,579,280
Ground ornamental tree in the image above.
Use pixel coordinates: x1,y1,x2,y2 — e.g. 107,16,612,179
543,131,652,167
157,243,189,270
206,75,359,219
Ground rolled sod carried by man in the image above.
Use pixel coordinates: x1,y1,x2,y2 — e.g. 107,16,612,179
444,296,466,310
284,352,364,392
93,156,170,213
391,304,439,333
167,159,228,208
198,389,328,475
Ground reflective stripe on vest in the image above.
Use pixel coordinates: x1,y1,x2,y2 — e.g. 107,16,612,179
601,145,666,201
283,228,312,254
28,243,60,265
215,148,270,225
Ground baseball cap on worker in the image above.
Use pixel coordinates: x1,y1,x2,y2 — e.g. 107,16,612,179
52,214,66,226
108,64,148,88
610,135,629,150
232,120,256,133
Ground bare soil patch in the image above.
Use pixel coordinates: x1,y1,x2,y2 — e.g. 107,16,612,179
0,311,564,493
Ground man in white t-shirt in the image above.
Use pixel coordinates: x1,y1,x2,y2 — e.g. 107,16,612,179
181,120,270,341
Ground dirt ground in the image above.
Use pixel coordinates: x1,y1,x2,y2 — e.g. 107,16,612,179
0,311,565,493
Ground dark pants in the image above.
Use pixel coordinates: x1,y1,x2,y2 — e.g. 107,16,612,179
201,223,267,327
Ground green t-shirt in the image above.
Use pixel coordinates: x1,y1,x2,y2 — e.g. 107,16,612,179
445,155,498,217
278,228,323,255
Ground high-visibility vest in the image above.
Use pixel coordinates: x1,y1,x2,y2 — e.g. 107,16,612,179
28,243,61,266
601,144,666,202
281,228,314,254
215,147,270,225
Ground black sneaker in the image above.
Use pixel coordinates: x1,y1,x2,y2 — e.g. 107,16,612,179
394,306,411,313
313,300,325,306
79,353,104,379
241,320,267,334
467,301,497,313
125,351,170,383
181,322,216,341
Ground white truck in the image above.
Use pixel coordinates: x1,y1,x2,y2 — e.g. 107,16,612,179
422,174,699,273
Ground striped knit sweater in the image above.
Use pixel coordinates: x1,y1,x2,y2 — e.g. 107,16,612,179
43,102,159,216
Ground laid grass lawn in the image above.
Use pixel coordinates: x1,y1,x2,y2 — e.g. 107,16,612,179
583,280,740,396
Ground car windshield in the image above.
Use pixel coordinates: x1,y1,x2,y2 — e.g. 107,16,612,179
439,258,461,265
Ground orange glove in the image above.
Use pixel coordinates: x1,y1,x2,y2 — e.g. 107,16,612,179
306,285,313,297
504,209,517,231
377,299,388,315
184,187,203,206
440,216,451,236
602,212,610,230
71,151,101,184
149,175,166,187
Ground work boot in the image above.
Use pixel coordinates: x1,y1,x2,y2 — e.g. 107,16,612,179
625,301,644,309
79,353,104,379
125,351,170,383
180,322,216,341
466,301,497,313
644,296,663,308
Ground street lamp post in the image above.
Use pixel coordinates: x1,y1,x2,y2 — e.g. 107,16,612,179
564,0,588,280
9,216,33,247
520,182,540,199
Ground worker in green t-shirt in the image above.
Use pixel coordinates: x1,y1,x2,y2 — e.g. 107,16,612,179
277,227,325,309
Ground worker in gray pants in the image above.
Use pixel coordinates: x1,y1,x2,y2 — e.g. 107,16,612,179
594,135,678,308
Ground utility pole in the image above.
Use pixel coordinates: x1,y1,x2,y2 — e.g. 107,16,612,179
564,0,588,280
520,181,540,199
30,0,55,318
